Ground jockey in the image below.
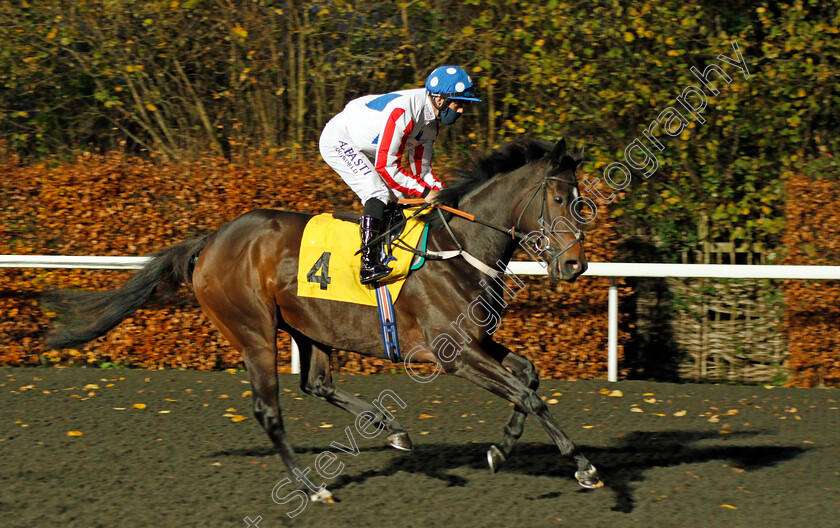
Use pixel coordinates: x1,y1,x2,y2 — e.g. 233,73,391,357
319,65,481,284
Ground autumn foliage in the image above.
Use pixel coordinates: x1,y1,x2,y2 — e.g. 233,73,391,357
782,173,840,387
0,154,624,379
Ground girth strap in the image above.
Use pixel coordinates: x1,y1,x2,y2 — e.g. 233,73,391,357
374,282,401,362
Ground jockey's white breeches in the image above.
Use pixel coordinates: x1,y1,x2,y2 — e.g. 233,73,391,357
319,115,397,205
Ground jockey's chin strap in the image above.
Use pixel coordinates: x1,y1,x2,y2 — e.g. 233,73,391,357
396,169,583,279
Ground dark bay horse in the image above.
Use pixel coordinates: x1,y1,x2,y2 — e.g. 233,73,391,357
45,137,603,504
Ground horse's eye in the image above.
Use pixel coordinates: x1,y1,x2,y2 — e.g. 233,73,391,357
554,196,564,205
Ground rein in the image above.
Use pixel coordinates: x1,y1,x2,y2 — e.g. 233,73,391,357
399,198,517,239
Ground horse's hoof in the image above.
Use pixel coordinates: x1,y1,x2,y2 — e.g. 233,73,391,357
487,445,506,473
387,432,414,451
310,488,337,503
575,469,604,489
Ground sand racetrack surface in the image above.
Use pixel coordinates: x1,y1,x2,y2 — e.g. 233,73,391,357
1,367,839,528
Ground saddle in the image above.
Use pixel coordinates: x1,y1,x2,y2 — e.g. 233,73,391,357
296,206,429,307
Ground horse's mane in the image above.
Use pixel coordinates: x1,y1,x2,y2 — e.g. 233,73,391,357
421,138,554,230
437,137,555,207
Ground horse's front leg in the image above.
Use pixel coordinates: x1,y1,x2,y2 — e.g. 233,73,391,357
484,340,539,473
447,346,603,489
298,340,414,451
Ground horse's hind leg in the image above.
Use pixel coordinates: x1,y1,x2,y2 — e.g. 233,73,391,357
196,295,333,503
486,341,539,472
297,339,413,451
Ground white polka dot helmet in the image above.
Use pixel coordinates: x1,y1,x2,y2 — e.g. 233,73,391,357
425,66,482,102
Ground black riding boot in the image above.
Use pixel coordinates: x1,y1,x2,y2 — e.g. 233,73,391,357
359,215,392,284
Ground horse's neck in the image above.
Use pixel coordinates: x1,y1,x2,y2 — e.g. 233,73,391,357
436,171,526,273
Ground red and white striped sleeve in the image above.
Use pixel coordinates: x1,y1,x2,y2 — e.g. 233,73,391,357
374,108,431,197
411,139,443,191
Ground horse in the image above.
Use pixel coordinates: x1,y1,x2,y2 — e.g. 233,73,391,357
44,137,603,506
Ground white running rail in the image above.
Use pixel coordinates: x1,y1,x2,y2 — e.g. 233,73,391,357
5,255,840,381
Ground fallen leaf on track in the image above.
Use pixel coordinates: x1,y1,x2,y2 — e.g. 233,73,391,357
631,408,643,413
609,390,623,398
231,415,248,422
547,398,559,404
67,431,83,436
720,504,737,509
133,403,146,409
673,410,687,417
418,413,435,419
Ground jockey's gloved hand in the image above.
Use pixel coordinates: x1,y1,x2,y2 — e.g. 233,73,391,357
424,189,441,205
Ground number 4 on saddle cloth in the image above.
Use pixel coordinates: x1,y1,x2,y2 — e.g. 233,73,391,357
297,207,430,362
297,206,429,305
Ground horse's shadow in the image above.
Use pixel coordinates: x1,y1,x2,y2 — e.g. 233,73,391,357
212,429,807,513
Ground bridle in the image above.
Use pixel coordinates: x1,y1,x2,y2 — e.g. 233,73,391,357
513,167,585,254
461,160,585,250
390,160,585,278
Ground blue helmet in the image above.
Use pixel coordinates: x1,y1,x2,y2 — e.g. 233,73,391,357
425,66,482,102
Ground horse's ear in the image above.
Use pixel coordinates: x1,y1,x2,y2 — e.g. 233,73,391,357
552,138,567,164
574,144,585,163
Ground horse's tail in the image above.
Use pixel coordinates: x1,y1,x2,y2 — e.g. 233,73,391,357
43,236,210,350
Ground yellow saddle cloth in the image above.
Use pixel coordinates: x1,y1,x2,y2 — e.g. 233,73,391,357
297,210,428,306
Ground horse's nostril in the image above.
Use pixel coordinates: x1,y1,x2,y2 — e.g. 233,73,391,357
567,260,580,271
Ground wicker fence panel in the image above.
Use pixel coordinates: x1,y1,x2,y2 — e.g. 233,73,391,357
670,277,787,383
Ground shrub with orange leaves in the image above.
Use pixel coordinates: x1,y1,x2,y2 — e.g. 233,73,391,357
783,175,840,387
0,153,625,378
782,173,840,387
